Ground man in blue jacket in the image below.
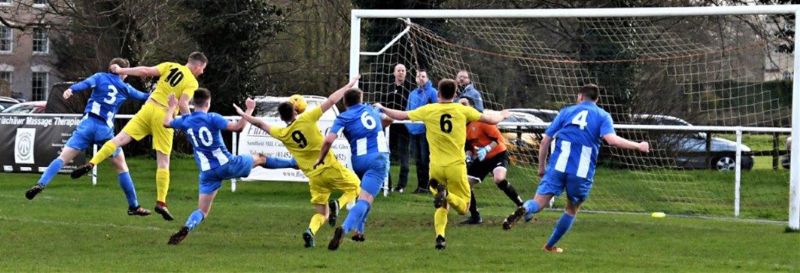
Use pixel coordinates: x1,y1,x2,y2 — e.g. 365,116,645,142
405,69,438,193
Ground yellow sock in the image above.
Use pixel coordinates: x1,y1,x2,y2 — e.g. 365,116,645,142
337,191,358,209
434,207,448,237
308,213,326,234
156,168,169,203
89,141,118,165
447,193,469,215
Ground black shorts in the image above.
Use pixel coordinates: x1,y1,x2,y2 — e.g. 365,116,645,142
467,150,509,180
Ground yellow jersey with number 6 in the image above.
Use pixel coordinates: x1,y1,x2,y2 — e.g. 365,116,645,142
408,102,482,166
150,62,199,107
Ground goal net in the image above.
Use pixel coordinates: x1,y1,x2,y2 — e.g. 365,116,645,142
353,8,796,224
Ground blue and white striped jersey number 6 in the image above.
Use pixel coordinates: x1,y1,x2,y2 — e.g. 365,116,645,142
356,111,375,156
187,126,213,148
90,85,118,127
360,111,376,129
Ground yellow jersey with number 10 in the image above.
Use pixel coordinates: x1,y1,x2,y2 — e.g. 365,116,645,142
408,102,482,166
149,62,199,107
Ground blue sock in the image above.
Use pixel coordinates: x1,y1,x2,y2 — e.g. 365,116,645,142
358,204,371,234
546,213,575,248
523,199,540,221
523,199,540,213
342,200,369,233
37,158,64,187
185,209,205,231
117,172,139,209
264,157,298,169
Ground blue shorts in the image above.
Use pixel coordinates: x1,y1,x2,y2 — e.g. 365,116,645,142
352,152,389,196
66,116,121,157
536,170,593,204
198,154,254,195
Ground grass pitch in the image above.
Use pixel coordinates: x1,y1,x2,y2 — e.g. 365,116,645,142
1,157,797,272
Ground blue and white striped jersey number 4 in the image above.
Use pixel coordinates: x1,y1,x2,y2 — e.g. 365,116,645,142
546,103,615,179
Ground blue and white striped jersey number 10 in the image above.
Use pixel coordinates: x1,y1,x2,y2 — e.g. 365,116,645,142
186,125,230,172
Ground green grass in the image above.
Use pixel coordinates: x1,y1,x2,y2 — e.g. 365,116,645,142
1,157,797,272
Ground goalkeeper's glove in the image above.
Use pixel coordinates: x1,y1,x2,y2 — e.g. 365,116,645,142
476,146,491,161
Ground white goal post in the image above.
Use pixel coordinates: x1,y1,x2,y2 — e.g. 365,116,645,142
348,5,800,231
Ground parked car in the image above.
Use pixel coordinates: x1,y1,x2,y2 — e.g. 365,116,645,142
499,111,545,165
1,101,46,114
508,108,558,122
630,114,754,171
0,96,19,111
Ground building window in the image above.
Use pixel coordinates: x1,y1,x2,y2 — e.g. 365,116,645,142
33,0,46,7
33,27,48,53
0,0,12,6
0,26,11,53
32,72,47,101
0,71,11,85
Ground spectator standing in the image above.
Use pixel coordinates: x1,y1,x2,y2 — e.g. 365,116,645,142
405,69,437,193
383,64,413,192
456,70,484,112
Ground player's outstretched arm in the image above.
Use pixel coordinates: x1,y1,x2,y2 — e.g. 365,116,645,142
538,135,553,178
375,103,409,120
320,76,360,113
226,98,255,132
63,73,101,100
381,113,394,128
110,64,160,77
126,85,150,102
313,133,337,169
235,103,271,133
478,109,511,125
163,95,179,128
603,134,650,153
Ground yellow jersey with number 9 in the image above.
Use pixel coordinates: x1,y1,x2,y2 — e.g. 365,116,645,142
149,62,199,107
408,102,482,166
269,107,339,177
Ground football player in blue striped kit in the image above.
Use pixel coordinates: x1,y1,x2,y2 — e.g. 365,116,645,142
163,89,296,245
25,58,152,216
313,87,392,250
502,84,650,253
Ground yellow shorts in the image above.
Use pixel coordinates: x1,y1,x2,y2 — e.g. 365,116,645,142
308,164,360,205
122,103,174,155
429,162,470,200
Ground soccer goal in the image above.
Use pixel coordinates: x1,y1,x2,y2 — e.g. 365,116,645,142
349,6,800,230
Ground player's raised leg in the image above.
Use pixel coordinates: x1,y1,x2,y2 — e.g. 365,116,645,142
25,147,81,200
71,131,134,179
262,155,298,169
